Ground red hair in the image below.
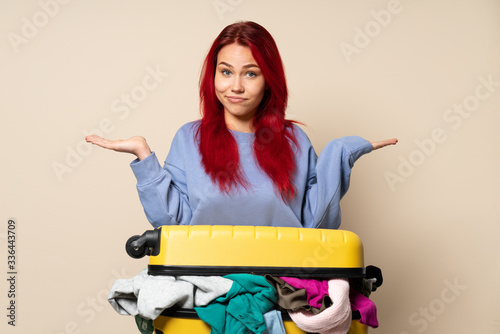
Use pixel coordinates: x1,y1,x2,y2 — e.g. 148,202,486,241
198,21,299,200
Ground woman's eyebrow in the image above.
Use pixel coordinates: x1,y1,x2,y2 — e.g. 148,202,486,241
218,61,260,69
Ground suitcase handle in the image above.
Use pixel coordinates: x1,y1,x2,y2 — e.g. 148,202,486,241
125,229,161,259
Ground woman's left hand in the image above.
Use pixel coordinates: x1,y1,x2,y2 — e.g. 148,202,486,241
370,138,398,150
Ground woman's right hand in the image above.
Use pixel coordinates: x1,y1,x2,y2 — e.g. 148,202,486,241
85,135,152,160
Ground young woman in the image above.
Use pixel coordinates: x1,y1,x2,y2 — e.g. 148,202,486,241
86,21,397,229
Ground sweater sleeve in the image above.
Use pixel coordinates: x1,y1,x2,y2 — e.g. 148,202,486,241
302,136,372,229
130,135,192,228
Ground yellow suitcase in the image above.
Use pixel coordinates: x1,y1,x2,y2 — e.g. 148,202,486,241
125,225,369,334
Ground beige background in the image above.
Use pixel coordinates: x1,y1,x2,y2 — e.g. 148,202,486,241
1,0,499,333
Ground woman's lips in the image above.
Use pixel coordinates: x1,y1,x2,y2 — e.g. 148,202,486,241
227,96,247,103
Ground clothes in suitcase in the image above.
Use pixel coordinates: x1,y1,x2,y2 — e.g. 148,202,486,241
120,225,375,334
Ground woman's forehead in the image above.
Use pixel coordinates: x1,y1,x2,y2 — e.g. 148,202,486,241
217,44,258,67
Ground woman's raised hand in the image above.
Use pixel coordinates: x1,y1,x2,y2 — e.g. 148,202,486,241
85,135,152,160
370,138,398,151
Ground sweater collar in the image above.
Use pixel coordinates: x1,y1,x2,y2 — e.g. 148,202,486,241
229,129,255,143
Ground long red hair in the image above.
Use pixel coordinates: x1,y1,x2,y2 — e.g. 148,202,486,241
197,21,299,200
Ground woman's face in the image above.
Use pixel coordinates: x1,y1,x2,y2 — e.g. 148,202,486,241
214,43,266,133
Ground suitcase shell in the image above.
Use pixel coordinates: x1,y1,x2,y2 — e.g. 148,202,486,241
127,225,368,334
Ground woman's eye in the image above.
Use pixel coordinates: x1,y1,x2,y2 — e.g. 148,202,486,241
221,69,231,76
246,72,256,78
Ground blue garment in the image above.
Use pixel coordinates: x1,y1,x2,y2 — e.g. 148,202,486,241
262,310,286,334
194,274,277,334
130,121,372,229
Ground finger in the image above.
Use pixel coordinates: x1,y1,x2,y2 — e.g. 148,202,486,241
371,138,398,150
85,135,102,144
382,138,398,146
85,135,116,150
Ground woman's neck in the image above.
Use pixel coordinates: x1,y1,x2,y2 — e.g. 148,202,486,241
223,108,256,133
225,117,255,133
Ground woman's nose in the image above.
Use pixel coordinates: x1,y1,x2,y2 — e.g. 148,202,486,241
231,77,244,93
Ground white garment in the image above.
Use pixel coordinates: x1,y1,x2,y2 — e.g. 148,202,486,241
108,269,233,320
287,278,351,334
